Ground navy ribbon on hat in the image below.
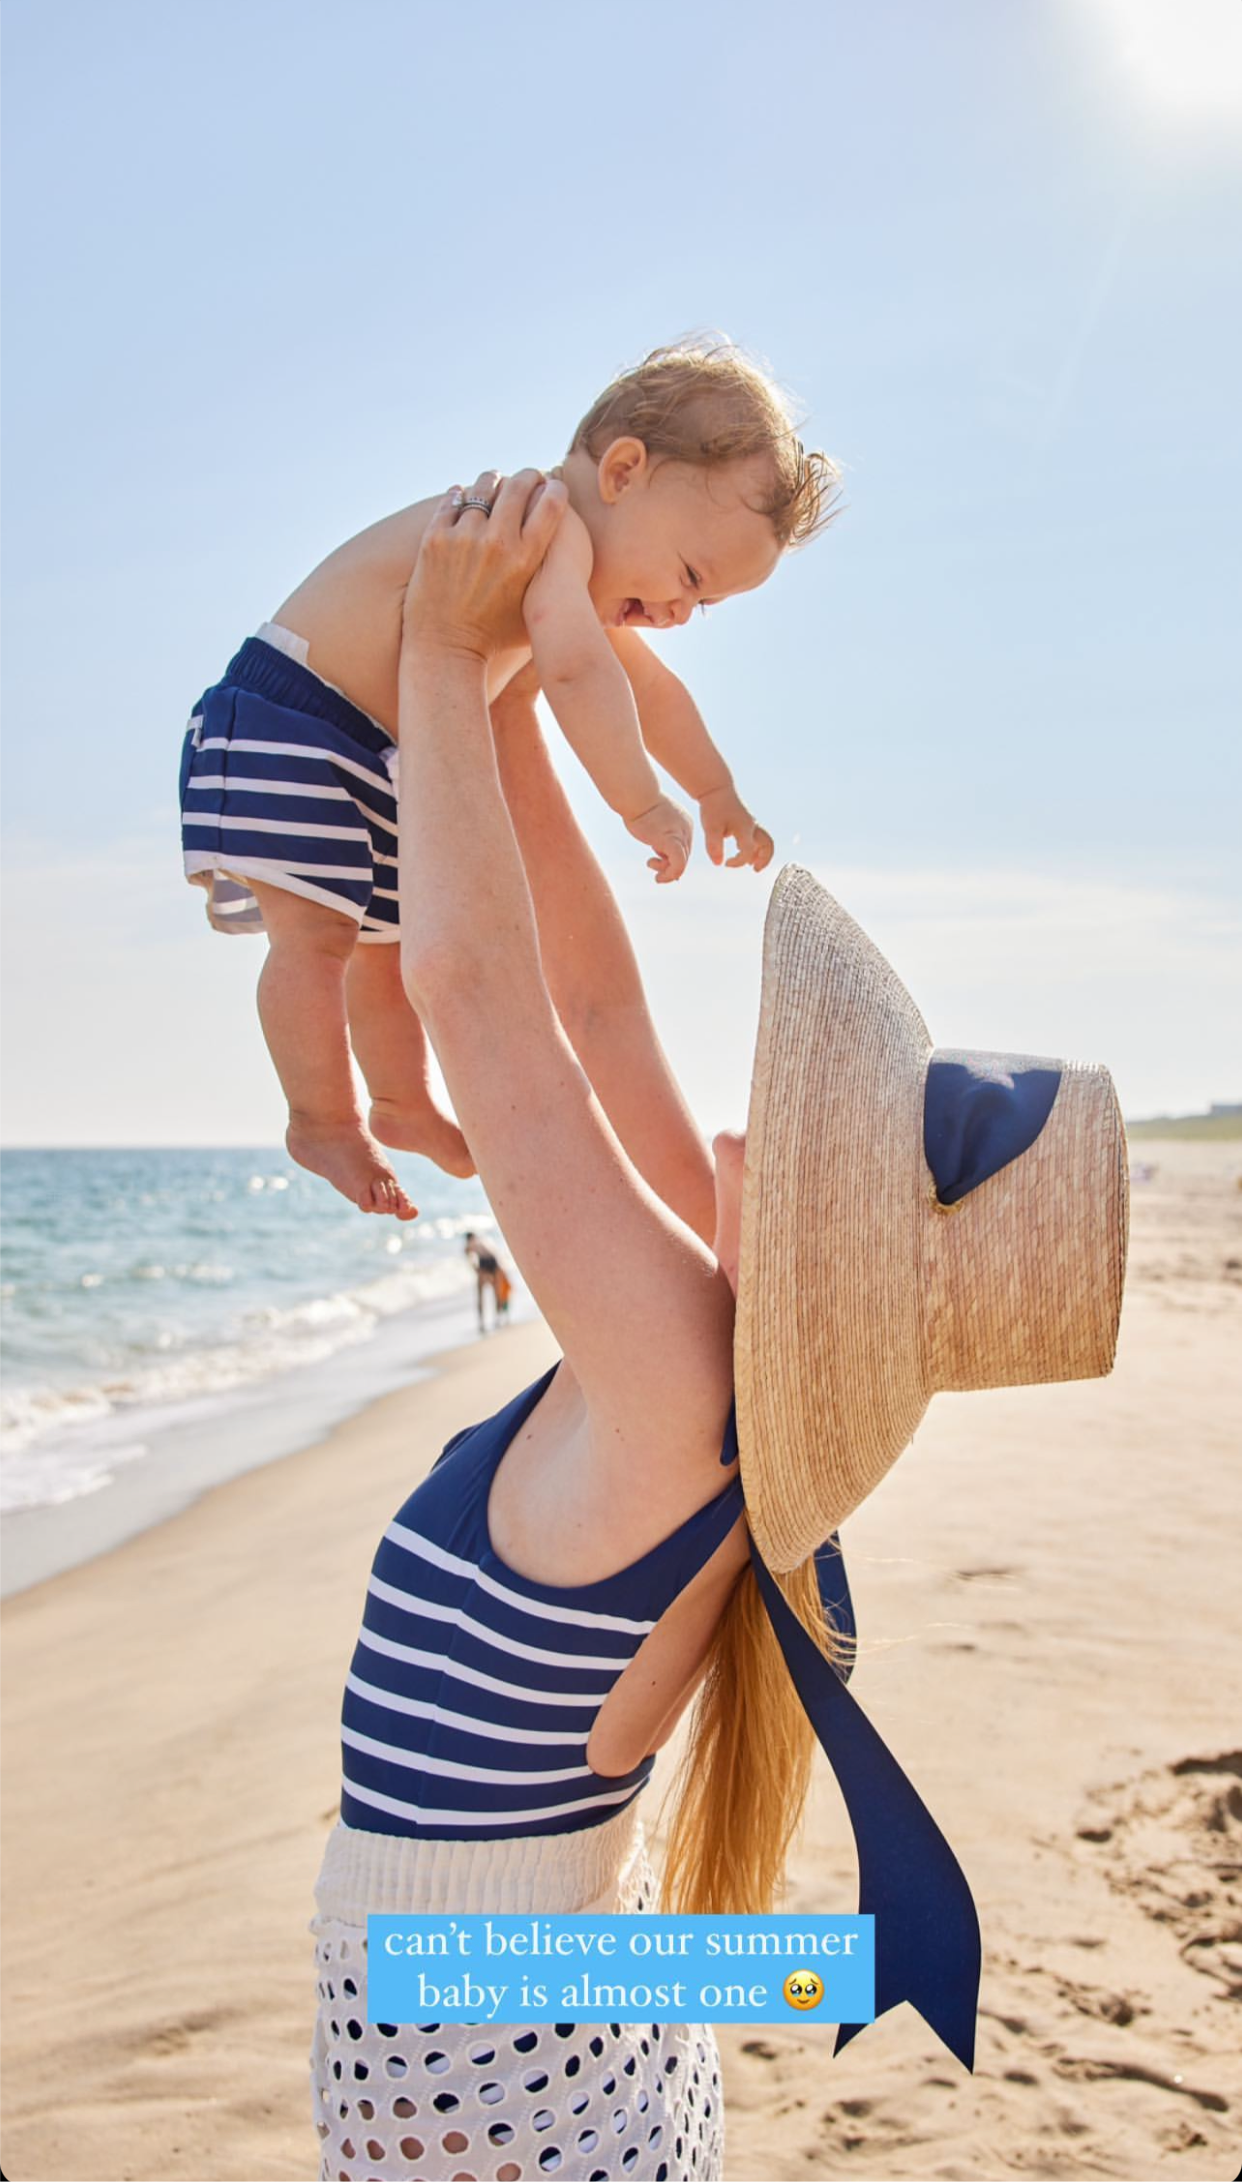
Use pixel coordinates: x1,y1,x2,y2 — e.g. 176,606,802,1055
924,1050,1062,1207
741,1049,1065,2069
751,1540,981,2069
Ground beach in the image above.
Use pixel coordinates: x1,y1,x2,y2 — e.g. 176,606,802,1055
1,1140,1238,2182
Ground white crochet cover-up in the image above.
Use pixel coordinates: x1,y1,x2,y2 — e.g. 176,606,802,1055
310,1805,724,2182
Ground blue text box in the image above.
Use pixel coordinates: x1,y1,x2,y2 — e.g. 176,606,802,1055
367,1913,874,2025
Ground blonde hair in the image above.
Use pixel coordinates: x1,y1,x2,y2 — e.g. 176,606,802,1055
570,337,842,551
660,1553,848,1914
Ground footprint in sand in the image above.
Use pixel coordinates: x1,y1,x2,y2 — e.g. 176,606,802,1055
1073,1749,1241,2002
145,2008,230,2056
1048,1972,1149,2027
1052,2055,1230,2113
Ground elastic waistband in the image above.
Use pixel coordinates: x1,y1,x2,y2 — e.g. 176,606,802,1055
207,637,395,757
313,1803,647,1925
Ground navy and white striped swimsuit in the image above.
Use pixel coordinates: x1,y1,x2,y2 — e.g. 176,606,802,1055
180,626,401,942
340,1368,745,1842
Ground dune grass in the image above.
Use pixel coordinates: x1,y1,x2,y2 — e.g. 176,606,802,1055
1126,1112,1241,1141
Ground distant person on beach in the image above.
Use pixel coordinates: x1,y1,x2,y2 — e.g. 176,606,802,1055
306,473,1126,2182
180,340,839,1222
463,1229,511,1329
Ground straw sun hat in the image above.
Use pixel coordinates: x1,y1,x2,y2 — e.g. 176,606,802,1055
735,867,1130,1573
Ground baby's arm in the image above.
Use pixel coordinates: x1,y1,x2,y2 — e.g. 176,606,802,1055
609,628,774,872
524,511,692,883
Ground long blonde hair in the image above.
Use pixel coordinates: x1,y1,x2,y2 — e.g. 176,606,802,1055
660,1554,848,1914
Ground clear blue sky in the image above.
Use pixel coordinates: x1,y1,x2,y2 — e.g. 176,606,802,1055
2,0,1239,1142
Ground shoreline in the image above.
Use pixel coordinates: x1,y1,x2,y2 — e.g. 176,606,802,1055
1,1282,532,1600
1,1147,1239,2181
0,1140,516,1600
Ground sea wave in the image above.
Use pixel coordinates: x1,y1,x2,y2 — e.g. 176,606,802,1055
0,1252,475,1490
1,1149,507,1525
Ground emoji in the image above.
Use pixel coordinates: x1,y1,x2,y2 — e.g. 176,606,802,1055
782,1968,825,2011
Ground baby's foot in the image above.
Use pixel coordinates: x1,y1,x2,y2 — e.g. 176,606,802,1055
369,1096,475,1179
285,1117,418,1219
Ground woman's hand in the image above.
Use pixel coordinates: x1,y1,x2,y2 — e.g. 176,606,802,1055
402,468,567,663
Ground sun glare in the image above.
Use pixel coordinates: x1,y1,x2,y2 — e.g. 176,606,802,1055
1075,0,1240,128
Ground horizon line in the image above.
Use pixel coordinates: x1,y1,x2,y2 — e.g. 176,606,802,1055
3,1110,1240,1153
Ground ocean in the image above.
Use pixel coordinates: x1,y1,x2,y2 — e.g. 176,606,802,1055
0,1146,522,1591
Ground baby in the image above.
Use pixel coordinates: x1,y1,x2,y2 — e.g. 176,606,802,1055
180,341,838,1219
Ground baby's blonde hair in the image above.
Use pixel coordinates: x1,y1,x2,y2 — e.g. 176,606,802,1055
570,336,841,550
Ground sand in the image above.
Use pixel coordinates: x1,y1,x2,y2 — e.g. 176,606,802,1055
1,1142,1239,2182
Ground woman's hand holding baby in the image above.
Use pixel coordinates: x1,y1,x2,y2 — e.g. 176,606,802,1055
402,468,567,668
400,467,767,887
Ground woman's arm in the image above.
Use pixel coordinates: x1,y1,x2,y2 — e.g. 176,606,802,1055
489,661,717,1245
397,475,733,1448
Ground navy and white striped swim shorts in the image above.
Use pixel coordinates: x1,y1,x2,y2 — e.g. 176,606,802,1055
180,625,400,942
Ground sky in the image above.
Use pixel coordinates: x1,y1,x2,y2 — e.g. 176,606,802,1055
1,0,1239,1145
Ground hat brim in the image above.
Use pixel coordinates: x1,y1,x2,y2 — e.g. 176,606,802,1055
735,869,935,1570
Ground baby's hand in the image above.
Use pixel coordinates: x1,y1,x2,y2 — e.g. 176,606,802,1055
699,783,774,873
625,795,694,885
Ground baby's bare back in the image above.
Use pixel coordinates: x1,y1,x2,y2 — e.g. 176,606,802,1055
273,495,530,732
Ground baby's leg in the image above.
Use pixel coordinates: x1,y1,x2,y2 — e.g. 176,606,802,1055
249,882,416,1219
345,941,474,1178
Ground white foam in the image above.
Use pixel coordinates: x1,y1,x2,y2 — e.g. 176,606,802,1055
0,1251,488,1508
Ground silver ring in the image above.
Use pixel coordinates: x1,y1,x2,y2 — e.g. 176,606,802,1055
459,495,494,515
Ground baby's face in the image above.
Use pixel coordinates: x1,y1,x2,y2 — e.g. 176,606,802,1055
578,444,782,631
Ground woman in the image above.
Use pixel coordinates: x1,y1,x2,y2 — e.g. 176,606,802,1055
309,472,1127,2182
310,470,775,2182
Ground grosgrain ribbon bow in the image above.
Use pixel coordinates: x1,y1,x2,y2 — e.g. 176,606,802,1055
924,1051,1062,1207
750,1538,981,2069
